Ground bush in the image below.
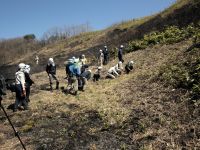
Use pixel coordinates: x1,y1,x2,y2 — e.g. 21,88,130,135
159,52,200,103
126,23,200,53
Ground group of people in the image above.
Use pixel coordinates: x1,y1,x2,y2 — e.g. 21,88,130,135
13,45,134,112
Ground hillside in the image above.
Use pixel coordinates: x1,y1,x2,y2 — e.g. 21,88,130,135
0,0,200,149
1,39,199,149
1,0,200,78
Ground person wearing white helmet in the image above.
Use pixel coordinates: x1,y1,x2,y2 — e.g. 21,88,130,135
103,45,109,65
99,49,104,67
80,54,87,65
118,45,124,63
46,58,59,91
114,61,123,74
13,63,28,112
24,65,34,102
35,55,39,65
67,59,81,95
125,61,134,74
107,65,120,79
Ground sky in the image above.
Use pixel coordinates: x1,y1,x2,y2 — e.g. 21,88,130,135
0,0,176,39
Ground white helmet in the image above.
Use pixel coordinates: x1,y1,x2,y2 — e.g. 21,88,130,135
104,45,107,48
99,49,102,52
130,61,134,65
48,58,54,63
120,45,124,48
24,64,31,73
18,63,25,70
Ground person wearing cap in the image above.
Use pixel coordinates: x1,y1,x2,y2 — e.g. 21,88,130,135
79,66,91,91
24,65,34,102
35,55,39,65
93,66,102,82
13,63,28,112
118,45,124,63
46,58,59,91
125,61,134,74
68,59,81,95
80,54,87,65
103,45,109,65
99,49,104,67
114,61,123,74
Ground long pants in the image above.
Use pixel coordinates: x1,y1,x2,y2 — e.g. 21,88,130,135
107,73,116,79
103,56,108,65
68,76,78,92
93,74,100,81
14,84,28,110
49,74,59,89
25,83,31,102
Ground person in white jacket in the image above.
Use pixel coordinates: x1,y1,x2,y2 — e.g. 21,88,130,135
107,61,123,79
13,63,28,112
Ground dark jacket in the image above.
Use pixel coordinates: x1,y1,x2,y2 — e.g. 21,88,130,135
46,64,56,75
118,48,123,62
24,72,34,86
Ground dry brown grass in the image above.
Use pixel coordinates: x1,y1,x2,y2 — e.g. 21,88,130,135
1,39,197,149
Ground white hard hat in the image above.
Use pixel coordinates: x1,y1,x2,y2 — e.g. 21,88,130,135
104,45,107,48
24,64,31,73
82,54,85,57
130,61,134,64
18,63,25,69
120,45,124,48
99,49,102,52
118,61,122,65
49,58,54,62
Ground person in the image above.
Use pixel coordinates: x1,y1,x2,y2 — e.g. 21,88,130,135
93,66,102,82
125,61,134,74
103,45,109,65
24,65,34,102
114,61,123,74
118,45,124,63
98,49,104,67
35,55,39,65
13,63,28,112
80,54,87,65
68,59,81,95
65,58,74,78
79,66,91,91
46,58,59,91
107,66,120,79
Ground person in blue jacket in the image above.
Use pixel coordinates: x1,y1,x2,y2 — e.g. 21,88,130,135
68,59,81,95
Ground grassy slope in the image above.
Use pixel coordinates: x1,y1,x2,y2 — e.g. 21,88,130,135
0,0,200,149
1,39,199,149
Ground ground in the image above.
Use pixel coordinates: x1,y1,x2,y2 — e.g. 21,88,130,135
0,40,199,150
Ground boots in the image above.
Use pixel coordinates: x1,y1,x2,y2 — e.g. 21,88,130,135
56,81,59,90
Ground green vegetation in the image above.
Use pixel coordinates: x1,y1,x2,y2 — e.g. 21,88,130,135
126,23,200,52
159,47,200,105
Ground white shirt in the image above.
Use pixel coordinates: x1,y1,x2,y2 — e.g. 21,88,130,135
108,67,119,76
15,70,26,90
